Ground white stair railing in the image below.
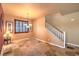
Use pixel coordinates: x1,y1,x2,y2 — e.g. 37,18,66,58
46,23,66,42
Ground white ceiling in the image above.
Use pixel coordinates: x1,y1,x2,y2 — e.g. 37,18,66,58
2,3,79,19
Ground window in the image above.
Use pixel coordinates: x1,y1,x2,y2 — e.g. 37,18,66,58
15,19,29,33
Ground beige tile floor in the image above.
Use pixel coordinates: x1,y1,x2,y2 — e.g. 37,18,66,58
3,38,79,56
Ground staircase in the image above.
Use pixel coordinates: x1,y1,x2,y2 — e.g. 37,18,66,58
46,23,66,48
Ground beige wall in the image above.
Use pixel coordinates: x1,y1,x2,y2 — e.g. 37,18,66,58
32,17,49,41
3,15,33,40
46,12,79,45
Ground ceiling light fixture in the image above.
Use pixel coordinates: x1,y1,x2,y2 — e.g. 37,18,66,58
71,18,75,22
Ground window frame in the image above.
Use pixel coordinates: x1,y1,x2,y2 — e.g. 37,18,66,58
14,19,29,33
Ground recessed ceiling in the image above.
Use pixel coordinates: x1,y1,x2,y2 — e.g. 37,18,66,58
1,3,79,19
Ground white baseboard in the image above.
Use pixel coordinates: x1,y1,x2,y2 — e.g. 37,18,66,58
35,38,65,48
48,43,65,48
67,43,79,47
